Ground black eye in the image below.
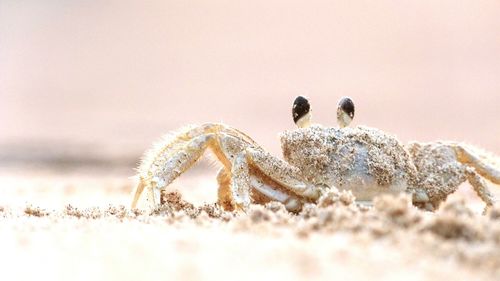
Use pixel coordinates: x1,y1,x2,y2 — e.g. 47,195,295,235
292,96,310,124
338,97,355,119
337,97,355,128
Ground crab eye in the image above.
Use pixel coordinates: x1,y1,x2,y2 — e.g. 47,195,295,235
292,96,311,128
337,97,355,128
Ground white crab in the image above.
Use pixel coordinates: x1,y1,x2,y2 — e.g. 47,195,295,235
131,97,500,212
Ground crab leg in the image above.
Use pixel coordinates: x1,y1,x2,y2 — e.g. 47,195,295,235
142,133,218,208
217,167,303,211
222,146,317,211
232,160,306,211
465,168,495,209
131,180,146,209
249,174,304,211
216,168,233,210
132,123,316,211
454,144,500,184
132,123,253,209
132,123,268,209
134,132,251,209
229,153,252,208
218,134,313,210
245,148,321,201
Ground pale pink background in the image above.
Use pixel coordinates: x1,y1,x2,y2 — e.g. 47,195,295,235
1,1,499,164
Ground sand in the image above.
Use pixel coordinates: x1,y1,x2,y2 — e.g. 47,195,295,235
1,170,499,281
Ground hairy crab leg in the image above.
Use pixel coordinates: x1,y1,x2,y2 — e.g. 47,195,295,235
216,168,234,210
144,133,218,208
133,137,254,209
132,123,315,211
132,123,254,209
132,123,279,209
229,153,252,208
465,168,495,209
407,142,499,211
454,144,500,184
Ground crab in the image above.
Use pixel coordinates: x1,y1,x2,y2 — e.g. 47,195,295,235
131,96,500,212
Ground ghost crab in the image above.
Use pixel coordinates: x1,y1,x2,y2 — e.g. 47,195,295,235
131,96,500,212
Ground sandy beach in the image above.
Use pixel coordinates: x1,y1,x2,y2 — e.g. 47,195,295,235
1,169,499,281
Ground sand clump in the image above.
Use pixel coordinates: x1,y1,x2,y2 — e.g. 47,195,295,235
157,190,234,221
24,205,50,217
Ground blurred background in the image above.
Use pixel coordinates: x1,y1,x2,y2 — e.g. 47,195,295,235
1,0,499,176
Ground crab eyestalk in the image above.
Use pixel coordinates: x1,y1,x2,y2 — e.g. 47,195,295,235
337,97,355,128
292,96,311,128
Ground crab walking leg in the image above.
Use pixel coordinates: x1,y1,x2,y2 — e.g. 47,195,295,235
218,165,304,211
131,179,146,209
134,132,258,209
217,133,312,209
147,180,161,209
216,168,234,210
245,148,321,200
465,168,495,209
230,153,252,208
217,154,305,211
217,165,303,211
137,123,257,181
454,145,500,184
132,123,259,209
133,123,313,210
139,133,218,208
249,175,303,211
